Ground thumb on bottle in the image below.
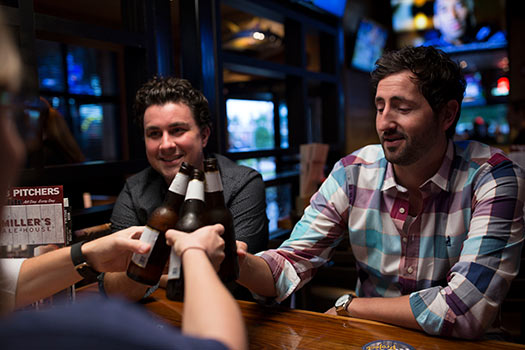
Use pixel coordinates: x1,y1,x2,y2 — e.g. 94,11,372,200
125,238,151,254
211,223,225,235
165,229,185,246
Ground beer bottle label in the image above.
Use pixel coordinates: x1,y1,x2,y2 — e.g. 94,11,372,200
131,226,160,268
167,247,181,279
205,171,223,192
169,172,190,195
185,179,205,201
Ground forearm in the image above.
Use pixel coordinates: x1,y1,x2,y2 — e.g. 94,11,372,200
103,272,149,301
182,249,247,350
237,253,276,297
347,295,421,331
15,247,81,308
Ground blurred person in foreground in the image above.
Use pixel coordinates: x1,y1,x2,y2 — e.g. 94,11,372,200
235,46,524,340
0,11,246,350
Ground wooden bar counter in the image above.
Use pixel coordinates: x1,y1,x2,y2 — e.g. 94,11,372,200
141,289,524,350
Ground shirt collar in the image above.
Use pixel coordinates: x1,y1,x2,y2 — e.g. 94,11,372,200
421,139,454,192
381,139,454,193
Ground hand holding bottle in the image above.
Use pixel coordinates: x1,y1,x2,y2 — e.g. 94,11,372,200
165,224,225,271
82,226,150,272
235,240,248,269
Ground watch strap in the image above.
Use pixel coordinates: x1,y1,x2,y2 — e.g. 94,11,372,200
70,241,100,280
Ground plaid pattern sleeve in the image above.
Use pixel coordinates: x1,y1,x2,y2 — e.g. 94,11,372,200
410,143,525,339
257,159,352,302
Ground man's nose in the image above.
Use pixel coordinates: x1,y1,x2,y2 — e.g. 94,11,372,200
377,106,396,131
159,132,174,149
451,6,459,19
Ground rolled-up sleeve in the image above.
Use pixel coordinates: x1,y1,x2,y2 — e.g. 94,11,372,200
257,161,350,302
410,156,525,339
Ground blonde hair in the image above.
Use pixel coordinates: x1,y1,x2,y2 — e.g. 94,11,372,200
0,9,22,92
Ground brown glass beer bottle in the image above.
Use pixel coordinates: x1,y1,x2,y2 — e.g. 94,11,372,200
203,158,239,282
166,168,206,301
126,162,193,285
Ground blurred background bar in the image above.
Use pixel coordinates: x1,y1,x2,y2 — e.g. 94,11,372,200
2,0,524,342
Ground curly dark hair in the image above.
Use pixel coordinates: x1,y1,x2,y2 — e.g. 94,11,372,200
133,76,211,133
371,46,466,138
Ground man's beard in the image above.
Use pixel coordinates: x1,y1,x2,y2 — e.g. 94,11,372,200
380,129,438,166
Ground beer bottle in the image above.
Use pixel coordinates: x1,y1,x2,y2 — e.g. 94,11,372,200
203,158,239,282
166,168,206,301
126,162,193,285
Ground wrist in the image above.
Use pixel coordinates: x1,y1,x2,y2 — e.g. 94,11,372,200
70,241,100,280
179,245,207,259
80,240,94,263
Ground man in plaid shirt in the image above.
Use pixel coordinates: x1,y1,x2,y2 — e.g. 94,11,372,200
236,46,525,339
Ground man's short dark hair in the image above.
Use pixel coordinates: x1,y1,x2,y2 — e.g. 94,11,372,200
371,46,466,138
133,76,212,133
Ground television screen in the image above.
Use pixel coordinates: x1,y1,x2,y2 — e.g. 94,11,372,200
455,104,509,144
463,72,486,106
351,18,388,72
226,99,275,152
391,0,507,53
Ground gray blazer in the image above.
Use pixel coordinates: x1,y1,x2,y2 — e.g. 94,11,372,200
110,154,269,254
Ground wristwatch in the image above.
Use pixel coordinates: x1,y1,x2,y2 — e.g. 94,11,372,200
335,293,354,316
70,241,100,280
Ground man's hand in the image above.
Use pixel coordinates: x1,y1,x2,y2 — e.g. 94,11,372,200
82,226,150,272
236,240,248,267
165,224,225,271
324,307,337,316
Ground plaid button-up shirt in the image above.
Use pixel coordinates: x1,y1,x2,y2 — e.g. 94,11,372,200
258,140,524,339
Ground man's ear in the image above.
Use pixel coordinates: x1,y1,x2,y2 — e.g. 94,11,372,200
441,100,459,132
201,126,211,147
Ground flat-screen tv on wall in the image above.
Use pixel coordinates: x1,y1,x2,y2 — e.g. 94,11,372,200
391,0,507,53
350,18,388,72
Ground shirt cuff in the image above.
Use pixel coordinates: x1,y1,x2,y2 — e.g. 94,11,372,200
256,250,301,303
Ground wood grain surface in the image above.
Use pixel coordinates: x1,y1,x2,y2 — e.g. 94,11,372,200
142,289,525,350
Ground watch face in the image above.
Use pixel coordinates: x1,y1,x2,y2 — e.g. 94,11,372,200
335,294,350,307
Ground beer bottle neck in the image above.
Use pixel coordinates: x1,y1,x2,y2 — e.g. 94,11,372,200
168,171,190,195
163,170,191,211
185,179,205,202
163,191,185,211
204,170,223,193
180,198,206,215
205,191,226,207
204,170,226,207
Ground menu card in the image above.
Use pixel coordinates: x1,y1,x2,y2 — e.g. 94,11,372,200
1,185,73,308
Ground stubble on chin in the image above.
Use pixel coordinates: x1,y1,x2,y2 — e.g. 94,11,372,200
382,142,416,166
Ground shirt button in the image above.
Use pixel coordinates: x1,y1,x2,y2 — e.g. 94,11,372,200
402,237,408,243
407,266,414,274
399,207,406,214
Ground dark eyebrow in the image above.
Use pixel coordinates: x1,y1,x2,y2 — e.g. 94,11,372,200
168,122,190,128
144,122,190,132
375,96,414,105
